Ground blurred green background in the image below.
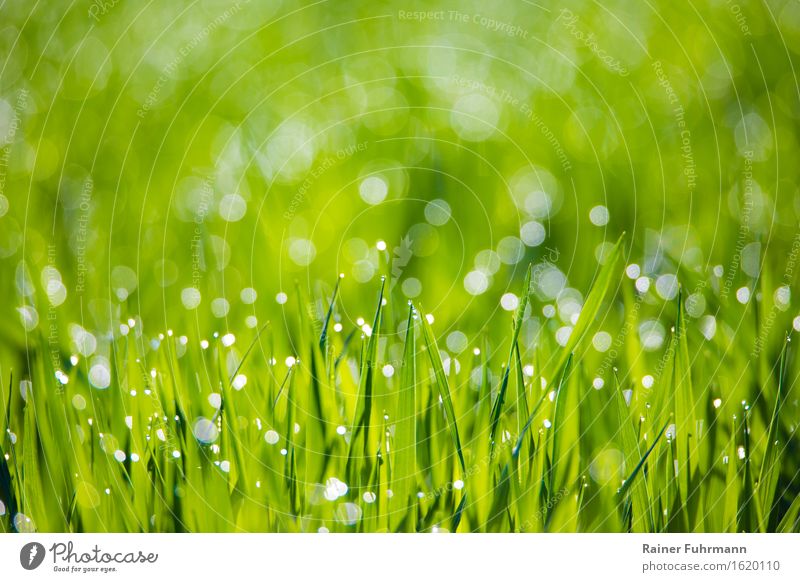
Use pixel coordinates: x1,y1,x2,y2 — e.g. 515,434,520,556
1,0,800,371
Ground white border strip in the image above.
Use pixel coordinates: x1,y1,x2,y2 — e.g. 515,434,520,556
1,534,798,581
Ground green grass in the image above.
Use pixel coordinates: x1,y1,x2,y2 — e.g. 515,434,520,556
1,0,799,535
1,248,798,533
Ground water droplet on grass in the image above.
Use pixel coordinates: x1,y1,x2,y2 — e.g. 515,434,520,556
592,331,612,352
464,270,489,295
211,298,230,317
655,274,679,300
335,502,362,526
181,287,201,310
75,482,101,509
736,287,751,304
500,293,519,311
219,194,247,222
324,477,349,501
264,429,280,445
520,221,546,247
193,418,219,444
13,513,35,533
589,205,609,226
89,357,111,390
17,306,39,331
232,374,247,390
359,176,388,205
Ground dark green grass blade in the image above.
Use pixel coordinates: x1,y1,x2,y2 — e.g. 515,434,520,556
319,274,343,353
486,379,551,531
617,419,670,500
737,404,760,532
227,321,271,385
758,336,788,531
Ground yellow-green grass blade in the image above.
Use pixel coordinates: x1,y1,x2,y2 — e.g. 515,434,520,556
486,381,550,532
544,354,582,531
672,289,701,529
546,353,575,504
513,342,530,442
391,303,417,532
614,373,655,532
777,492,800,532
418,304,466,474
489,264,531,445
348,279,386,487
289,284,337,488
418,303,467,532
21,393,50,531
465,336,494,529
544,234,624,383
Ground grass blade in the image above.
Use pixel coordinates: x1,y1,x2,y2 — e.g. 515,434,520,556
489,265,532,445
418,305,466,474
617,419,670,500
392,303,418,532
758,336,788,531
544,234,624,382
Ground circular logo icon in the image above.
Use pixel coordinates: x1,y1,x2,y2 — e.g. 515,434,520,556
20,542,46,570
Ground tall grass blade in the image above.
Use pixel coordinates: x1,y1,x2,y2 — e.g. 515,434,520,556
758,336,788,531
489,265,532,445
392,303,418,532
544,234,624,382
418,304,466,474
617,419,670,500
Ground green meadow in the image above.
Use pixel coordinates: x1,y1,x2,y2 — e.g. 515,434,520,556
0,0,799,532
